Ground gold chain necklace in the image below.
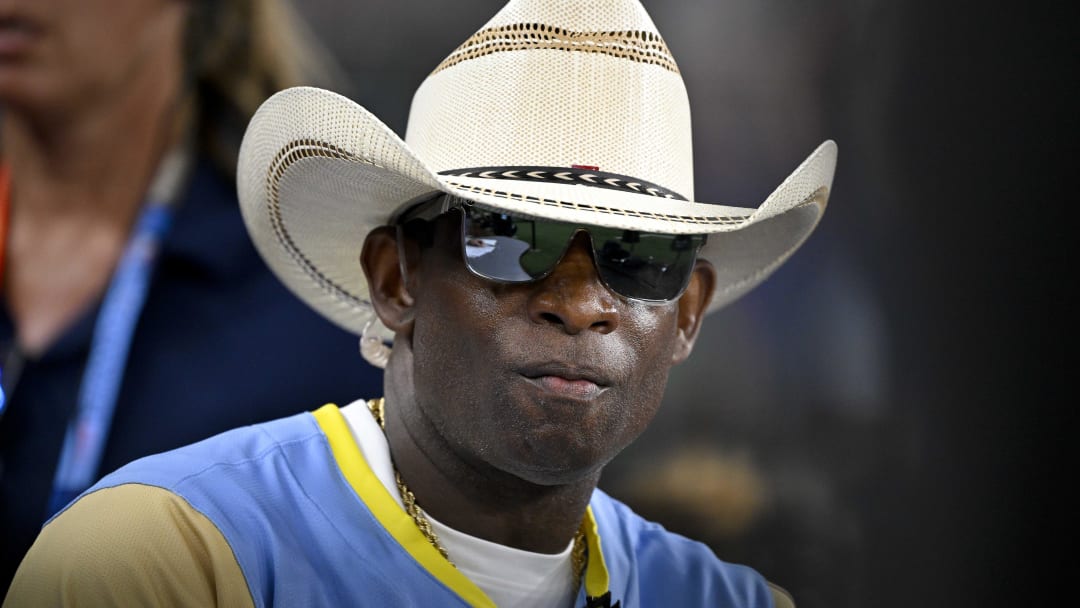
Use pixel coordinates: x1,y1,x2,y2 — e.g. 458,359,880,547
366,398,587,587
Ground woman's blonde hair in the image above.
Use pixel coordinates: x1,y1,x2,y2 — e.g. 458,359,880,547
185,0,344,176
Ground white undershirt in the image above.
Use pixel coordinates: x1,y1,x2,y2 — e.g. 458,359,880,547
340,401,578,608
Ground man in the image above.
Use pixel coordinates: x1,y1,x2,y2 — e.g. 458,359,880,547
5,0,835,606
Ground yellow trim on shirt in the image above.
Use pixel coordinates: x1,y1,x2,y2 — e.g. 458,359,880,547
582,505,611,598
311,403,613,606
312,404,495,607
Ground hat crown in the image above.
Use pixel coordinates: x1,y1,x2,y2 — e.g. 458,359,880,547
404,0,695,199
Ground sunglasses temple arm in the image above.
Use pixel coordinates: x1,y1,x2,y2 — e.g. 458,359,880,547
395,224,412,286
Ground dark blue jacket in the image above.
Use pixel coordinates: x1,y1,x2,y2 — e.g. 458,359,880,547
0,158,383,589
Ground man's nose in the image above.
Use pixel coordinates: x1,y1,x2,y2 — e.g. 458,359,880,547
526,231,620,335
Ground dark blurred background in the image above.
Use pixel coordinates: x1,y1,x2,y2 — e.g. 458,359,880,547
297,1,1064,606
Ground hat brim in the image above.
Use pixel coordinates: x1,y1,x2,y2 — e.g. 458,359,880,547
238,87,836,338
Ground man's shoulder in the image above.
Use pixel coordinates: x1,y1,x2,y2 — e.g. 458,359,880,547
7,484,256,607
14,404,413,607
83,410,325,501
589,488,743,568
5,404,315,608
590,489,779,607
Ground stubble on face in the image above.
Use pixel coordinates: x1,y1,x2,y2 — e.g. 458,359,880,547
405,215,683,488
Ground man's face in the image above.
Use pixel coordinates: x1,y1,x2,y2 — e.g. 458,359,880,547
399,211,709,486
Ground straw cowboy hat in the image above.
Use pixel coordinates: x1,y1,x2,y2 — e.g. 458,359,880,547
237,0,837,343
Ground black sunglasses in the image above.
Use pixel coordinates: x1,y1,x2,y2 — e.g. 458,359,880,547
397,195,706,303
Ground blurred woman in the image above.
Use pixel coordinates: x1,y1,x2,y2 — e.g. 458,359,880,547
0,0,381,586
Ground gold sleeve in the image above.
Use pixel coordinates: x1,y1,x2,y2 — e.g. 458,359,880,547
768,582,796,608
4,484,254,608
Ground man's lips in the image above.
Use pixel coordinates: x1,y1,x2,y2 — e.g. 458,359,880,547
518,363,611,400
0,16,44,57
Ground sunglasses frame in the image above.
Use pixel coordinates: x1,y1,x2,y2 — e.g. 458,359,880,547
395,194,706,304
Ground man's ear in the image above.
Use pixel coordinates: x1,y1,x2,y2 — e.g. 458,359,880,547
361,226,418,335
671,259,716,364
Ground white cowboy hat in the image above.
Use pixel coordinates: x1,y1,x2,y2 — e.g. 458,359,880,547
237,0,837,343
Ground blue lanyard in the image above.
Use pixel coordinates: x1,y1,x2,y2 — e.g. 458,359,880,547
46,155,186,517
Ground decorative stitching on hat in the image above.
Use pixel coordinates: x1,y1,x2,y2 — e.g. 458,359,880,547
439,166,688,200
262,138,784,308
265,138,378,307
432,24,680,75
444,181,752,226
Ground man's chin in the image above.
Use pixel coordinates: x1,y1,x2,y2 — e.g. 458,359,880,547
498,446,609,488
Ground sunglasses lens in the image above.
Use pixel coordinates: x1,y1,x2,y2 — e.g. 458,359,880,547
590,229,704,301
462,209,573,281
461,206,703,302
